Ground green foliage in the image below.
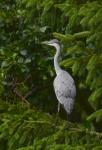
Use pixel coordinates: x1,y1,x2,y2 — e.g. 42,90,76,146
87,109,102,122
0,101,102,150
0,0,58,112
0,0,102,135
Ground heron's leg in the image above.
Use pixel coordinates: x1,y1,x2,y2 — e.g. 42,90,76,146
57,102,60,113
55,102,60,124
67,114,69,121
67,114,72,122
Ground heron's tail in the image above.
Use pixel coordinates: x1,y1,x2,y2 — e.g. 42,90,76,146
63,98,74,114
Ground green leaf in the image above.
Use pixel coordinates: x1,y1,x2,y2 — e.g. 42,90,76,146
73,31,91,39
25,58,31,63
87,55,98,70
86,69,96,85
89,87,102,102
60,58,74,67
1,61,8,68
20,50,27,56
87,109,102,122
72,61,80,75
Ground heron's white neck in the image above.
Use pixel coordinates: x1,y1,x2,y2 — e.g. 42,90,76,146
54,44,62,75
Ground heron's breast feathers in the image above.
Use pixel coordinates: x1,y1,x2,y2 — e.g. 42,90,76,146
53,71,76,99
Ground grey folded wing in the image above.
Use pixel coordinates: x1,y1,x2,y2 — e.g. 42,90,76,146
53,71,76,103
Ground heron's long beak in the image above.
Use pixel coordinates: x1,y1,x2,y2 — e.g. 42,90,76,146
41,41,49,45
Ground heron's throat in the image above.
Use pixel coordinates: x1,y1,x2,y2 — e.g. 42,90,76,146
54,45,62,74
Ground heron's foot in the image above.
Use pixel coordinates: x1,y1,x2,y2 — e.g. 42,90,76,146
67,114,69,121
67,114,72,123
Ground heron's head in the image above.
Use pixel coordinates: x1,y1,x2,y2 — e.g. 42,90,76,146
42,39,60,49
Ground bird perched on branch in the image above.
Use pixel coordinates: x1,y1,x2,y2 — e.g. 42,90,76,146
42,39,76,116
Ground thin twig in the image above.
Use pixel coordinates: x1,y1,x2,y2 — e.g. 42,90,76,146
24,84,52,98
13,88,30,105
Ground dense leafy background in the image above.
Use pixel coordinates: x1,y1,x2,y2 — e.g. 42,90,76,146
0,101,102,150
0,0,102,149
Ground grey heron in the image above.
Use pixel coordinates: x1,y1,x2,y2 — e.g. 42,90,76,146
42,39,76,115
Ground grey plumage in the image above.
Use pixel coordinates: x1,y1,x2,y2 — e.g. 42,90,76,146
42,39,76,114
53,70,76,114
